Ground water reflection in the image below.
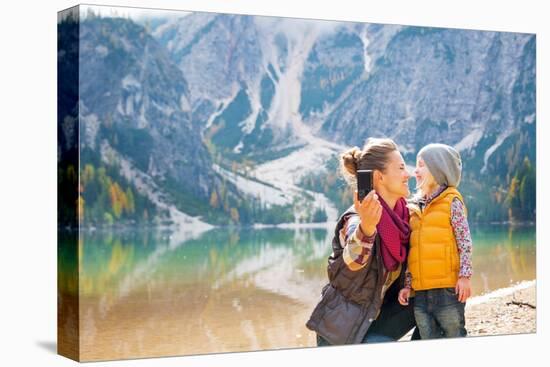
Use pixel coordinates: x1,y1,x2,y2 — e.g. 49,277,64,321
59,225,535,361
469,225,536,295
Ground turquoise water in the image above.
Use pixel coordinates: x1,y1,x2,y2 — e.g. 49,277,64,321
60,225,535,359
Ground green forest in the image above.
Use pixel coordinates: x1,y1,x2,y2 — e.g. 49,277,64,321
79,161,161,226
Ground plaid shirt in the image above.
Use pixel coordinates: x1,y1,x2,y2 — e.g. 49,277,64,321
339,213,377,271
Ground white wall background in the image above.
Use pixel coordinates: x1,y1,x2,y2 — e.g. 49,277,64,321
0,1,546,366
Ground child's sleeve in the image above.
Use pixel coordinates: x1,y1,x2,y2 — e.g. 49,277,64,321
450,198,473,278
339,213,377,271
404,268,413,289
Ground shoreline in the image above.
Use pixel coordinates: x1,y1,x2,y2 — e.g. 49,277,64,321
400,280,536,340
67,219,536,233
68,215,537,231
465,280,536,337
466,280,535,306
68,220,336,233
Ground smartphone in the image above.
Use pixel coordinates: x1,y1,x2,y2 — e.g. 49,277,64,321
357,170,373,202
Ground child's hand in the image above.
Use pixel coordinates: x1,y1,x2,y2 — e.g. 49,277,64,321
398,288,411,306
455,277,471,303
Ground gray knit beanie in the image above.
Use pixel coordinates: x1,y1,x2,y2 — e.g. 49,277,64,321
418,143,462,187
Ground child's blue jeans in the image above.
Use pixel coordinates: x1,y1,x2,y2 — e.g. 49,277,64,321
413,287,467,339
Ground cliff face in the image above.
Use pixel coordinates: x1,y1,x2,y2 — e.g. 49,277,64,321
79,16,215,199
156,15,534,172
63,9,535,225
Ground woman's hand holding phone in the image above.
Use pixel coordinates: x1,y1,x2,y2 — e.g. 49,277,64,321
353,190,382,236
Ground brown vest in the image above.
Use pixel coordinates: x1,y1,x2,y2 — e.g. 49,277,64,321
306,206,399,344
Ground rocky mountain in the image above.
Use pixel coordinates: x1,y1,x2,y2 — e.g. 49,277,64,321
75,13,283,228
151,13,535,222
60,8,535,226
319,26,535,171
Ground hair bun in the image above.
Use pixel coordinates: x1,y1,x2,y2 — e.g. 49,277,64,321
341,146,362,176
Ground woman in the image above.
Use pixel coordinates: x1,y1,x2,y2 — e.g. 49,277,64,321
306,137,418,345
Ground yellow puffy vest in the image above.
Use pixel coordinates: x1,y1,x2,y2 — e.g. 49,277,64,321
408,187,464,291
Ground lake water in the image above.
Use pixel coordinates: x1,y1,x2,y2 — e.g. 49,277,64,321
58,224,535,361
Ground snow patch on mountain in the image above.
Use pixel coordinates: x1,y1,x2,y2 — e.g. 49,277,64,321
95,45,109,57
153,12,215,52
251,136,345,223
99,140,213,232
363,24,403,69
239,86,261,135
455,128,484,152
254,17,340,136
360,25,372,73
152,100,175,116
481,129,515,173
137,103,148,129
125,95,134,115
204,88,240,130
122,74,141,89
524,113,535,124
212,164,291,206
80,112,100,150
180,94,191,112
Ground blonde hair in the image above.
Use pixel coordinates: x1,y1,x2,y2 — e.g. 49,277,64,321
410,158,438,203
340,138,399,187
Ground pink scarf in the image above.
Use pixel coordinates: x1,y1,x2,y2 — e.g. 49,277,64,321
376,195,411,271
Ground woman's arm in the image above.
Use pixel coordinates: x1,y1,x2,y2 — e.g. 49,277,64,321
451,198,473,278
340,213,377,271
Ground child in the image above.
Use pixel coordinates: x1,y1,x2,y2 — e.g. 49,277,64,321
398,143,473,339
